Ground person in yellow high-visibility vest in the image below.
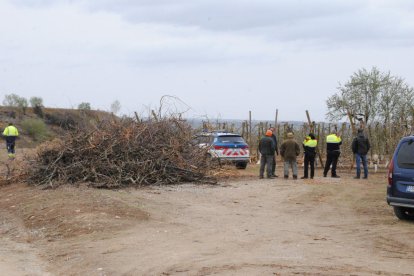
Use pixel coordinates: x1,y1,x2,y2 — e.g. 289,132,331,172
323,132,342,178
2,123,19,158
301,133,317,179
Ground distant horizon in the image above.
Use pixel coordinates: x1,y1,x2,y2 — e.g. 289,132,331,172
0,104,347,124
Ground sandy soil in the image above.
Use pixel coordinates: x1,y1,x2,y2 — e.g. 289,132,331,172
1,164,414,275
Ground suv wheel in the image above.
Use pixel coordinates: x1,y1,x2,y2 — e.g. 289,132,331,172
235,162,247,169
393,206,414,220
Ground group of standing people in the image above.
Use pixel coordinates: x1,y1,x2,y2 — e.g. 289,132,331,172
259,128,371,180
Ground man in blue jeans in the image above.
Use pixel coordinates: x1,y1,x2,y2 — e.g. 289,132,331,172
352,129,370,179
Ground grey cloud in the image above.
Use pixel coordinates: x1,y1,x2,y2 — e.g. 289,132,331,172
11,0,414,46
83,0,359,31
7,0,362,32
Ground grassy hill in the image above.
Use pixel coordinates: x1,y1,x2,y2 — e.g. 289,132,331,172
0,106,114,148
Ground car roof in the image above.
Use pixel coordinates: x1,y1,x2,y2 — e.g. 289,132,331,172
197,131,241,136
216,132,241,136
399,136,414,142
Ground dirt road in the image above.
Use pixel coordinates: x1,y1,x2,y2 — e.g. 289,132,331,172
1,170,413,275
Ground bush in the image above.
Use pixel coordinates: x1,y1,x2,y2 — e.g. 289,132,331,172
29,97,43,108
3,93,28,114
78,102,91,110
21,118,48,141
3,93,21,106
33,105,44,118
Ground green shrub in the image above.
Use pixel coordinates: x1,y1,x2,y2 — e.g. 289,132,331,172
29,97,43,107
33,105,44,118
21,118,48,141
78,102,91,110
3,93,28,114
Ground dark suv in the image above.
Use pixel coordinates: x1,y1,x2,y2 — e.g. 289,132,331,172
387,136,414,220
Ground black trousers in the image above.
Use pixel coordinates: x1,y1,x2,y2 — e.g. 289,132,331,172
5,136,16,154
323,151,340,176
260,154,274,177
6,141,15,154
304,154,315,178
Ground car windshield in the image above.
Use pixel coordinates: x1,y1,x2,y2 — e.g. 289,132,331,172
217,135,245,143
397,140,414,169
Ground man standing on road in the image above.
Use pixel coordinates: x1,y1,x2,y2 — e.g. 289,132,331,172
269,127,279,177
352,129,371,179
323,131,342,178
302,133,317,179
280,132,300,179
2,122,19,159
259,130,276,179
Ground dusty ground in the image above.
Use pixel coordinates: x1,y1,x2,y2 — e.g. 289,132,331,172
1,159,414,275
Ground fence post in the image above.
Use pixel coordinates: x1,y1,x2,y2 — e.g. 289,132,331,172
347,110,357,171
249,111,252,147
274,109,278,130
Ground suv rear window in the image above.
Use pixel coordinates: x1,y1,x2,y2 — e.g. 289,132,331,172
397,140,414,169
217,135,245,143
193,135,213,145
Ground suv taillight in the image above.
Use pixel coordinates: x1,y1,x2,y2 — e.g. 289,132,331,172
214,145,224,150
388,158,394,186
241,145,249,149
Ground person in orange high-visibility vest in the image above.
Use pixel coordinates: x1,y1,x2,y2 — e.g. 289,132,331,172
2,123,19,159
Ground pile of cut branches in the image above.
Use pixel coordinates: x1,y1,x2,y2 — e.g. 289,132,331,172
27,118,215,188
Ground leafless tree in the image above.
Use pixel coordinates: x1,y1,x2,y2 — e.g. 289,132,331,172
110,100,121,114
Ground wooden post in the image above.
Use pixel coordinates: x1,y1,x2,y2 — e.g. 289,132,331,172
151,110,159,122
317,123,322,167
274,109,278,130
347,110,357,135
134,112,140,123
259,122,263,137
320,123,326,161
368,124,373,160
277,124,281,145
306,110,314,133
347,110,357,171
249,111,252,147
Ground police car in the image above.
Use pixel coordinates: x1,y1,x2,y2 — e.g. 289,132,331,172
193,131,250,169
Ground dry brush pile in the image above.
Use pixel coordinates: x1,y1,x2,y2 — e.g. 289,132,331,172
27,118,215,188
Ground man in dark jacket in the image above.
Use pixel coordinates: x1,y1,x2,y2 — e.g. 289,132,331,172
259,130,276,179
269,127,279,177
280,132,300,179
352,129,371,179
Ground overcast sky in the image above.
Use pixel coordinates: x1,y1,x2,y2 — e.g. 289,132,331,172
1,0,414,121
